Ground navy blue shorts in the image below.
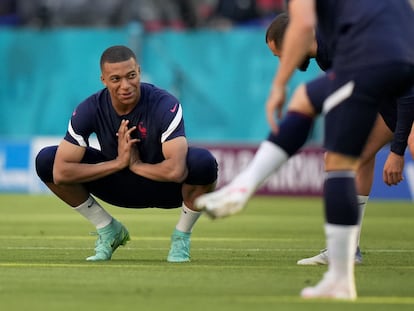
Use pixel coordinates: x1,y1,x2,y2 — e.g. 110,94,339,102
36,146,218,209
306,64,414,156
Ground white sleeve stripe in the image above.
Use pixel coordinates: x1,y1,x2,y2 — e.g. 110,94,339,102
68,120,87,147
161,105,183,143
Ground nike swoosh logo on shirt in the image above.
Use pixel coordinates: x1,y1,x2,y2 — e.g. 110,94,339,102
170,103,178,113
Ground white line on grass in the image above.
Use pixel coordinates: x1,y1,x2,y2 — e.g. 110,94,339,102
234,295,414,305
2,246,414,253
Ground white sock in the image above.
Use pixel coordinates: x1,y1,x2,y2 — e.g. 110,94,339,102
232,140,289,191
175,203,201,233
356,195,368,247
74,196,113,229
325,223,358,281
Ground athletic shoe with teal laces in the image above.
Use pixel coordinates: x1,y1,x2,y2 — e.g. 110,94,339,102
167,229,191,262
86,218,130,261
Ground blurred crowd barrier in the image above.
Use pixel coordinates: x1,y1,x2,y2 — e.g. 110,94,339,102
0,137,326,195
1,138,414,200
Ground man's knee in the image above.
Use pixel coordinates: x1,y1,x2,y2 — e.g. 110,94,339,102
35,146,57,183
288,84,316,117
325,151,359,172
185,147,218,185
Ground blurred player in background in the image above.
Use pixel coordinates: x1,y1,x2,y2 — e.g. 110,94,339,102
265,12,414,266
196,0,414,300
36,45,217,263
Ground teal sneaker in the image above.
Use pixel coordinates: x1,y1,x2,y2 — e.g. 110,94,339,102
86,218,130,261
167,229,191,262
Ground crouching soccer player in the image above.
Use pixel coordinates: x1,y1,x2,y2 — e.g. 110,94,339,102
35,45,218,262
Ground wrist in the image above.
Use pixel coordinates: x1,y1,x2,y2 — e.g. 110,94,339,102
271,83,288,93
390,143,407,156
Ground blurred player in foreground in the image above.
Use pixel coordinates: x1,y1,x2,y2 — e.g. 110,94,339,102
265,12,414,266
36,45,218,262
196,0,414,300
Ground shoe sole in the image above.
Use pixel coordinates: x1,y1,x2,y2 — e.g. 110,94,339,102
167,257,190,263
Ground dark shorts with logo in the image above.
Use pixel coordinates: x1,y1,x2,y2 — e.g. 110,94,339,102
305,64,414,157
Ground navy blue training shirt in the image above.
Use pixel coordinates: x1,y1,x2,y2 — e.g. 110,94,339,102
316,0,414,70
64,83,185,164
314,31,331,72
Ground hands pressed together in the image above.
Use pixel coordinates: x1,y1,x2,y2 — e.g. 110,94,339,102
116,119,140,169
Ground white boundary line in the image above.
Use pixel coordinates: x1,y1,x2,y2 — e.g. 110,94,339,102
2,246,414,252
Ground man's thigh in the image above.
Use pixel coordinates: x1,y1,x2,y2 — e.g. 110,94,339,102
86,171,183,209
82,148,183,209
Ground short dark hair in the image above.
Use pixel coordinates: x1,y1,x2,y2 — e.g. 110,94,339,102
100,45,137,69
265,12,289,49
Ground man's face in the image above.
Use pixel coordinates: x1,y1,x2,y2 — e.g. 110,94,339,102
101,57,141,111
267,40,281,57
266,39,310,71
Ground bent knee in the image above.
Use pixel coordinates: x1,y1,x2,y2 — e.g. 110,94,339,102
325,152,359,172
185,147,218,185
35,146,57,183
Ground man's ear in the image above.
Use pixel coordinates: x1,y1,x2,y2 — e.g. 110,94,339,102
101,75,106,86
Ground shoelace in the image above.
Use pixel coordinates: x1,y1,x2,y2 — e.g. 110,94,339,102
89,231,113,252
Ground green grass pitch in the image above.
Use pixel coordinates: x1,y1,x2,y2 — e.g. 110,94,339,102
0,194,413,310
